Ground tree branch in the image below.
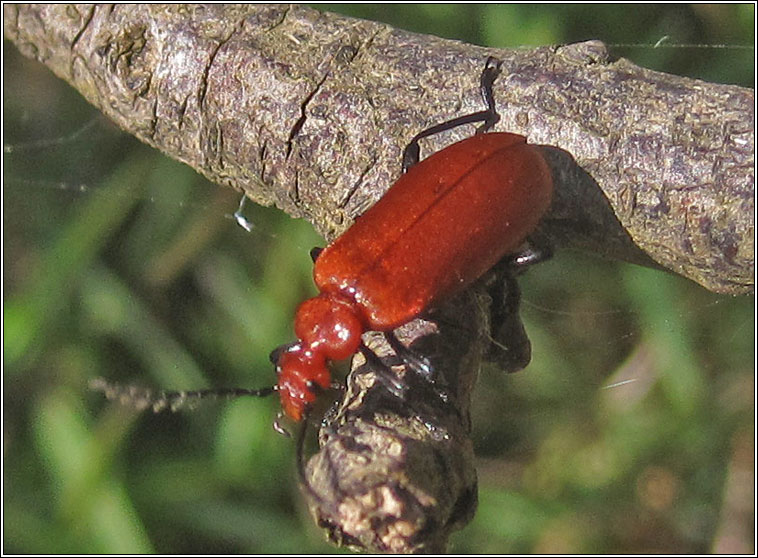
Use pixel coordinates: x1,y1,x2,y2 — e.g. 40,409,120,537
4,4,753,295
6,3,754,553
300,288,492,553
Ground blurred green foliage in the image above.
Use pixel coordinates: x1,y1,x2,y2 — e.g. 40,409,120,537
4,4,754,554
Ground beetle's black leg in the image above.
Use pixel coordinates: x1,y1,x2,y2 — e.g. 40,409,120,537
359,336,450,405
483,263,532,373
402,57,503,173
383,332,453,406
484,235,552,372
475,56,503,134
359,343,407,399
384,332,434,382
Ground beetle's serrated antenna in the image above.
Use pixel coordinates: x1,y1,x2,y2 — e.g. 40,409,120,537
89,377,276,413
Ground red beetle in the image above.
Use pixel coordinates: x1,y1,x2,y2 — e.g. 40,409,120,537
279,132,551,420
275,58,552,422
92,57,553,430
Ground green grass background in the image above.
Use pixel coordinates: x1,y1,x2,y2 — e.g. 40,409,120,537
4,4,754,554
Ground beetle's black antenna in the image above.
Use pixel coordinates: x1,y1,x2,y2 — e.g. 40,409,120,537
89,377,276,413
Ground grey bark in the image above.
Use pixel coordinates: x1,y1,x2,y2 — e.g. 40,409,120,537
4,4,753,295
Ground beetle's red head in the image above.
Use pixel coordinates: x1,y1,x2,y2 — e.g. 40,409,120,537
275,293,365,421
275,345,329,422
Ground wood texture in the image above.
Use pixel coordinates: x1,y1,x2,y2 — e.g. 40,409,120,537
4,4,754,295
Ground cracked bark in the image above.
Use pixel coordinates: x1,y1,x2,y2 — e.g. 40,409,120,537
5,3,754,554
5,4,753,294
